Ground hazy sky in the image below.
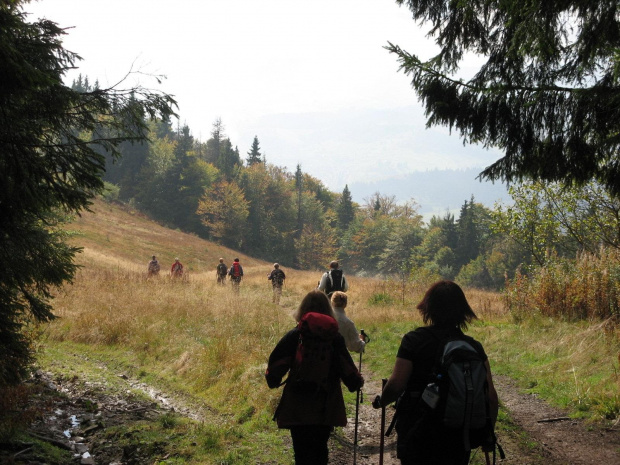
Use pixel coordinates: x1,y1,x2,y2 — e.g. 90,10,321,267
26,0,500,193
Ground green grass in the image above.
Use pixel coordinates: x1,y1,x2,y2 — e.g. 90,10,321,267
37,339,293,464
27,434,74,464
35,304,620,463
345,314,619,425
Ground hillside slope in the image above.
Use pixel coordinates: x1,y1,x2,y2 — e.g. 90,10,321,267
69,198,268,273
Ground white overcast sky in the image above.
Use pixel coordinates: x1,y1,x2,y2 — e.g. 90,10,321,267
26,0,500,194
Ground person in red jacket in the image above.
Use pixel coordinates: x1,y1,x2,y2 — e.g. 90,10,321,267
170,257,184,278
265,290,364,465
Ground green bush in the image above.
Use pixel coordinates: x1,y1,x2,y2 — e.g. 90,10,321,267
367,292,395,306
101,182,120,201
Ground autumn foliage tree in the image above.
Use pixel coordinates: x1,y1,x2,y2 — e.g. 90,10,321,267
197,181,249,249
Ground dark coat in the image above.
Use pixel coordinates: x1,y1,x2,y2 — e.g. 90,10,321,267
265,312,363,428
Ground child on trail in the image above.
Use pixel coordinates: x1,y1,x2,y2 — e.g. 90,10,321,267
267,263,286,304
372,281,499,465
265,290,364,465
216,258,227,285
330,291,365,354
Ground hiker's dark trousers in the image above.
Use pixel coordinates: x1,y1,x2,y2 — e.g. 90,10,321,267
289,425,332,465
399,444,471,465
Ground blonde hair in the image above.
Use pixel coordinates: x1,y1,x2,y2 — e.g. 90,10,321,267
293,290,336,322
331,291,348,309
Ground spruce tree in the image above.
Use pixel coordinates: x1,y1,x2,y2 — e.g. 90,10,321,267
337,185,356,229
455,197,480,270
390,0,620,196
246,135,262,165
0,1,176,385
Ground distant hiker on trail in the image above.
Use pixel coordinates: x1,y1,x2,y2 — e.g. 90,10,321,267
228,258,243,291
372,281,500,465
318,260,348,297
331,291,365,354
170,257,184,279
216,258,227,285
265,290,364,465
267,263,286,304
147,255,160,278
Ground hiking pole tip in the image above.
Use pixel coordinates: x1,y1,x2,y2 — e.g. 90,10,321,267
379,378,387,465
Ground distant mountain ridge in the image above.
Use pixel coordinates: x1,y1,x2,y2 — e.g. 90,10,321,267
348,167,510,217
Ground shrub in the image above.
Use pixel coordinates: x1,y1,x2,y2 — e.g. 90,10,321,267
368,292,395,306
504,248,620,324
101,182,120,202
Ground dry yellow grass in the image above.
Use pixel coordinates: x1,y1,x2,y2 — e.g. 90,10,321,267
48,199,512,416
71,199,265,272
47,199,620,424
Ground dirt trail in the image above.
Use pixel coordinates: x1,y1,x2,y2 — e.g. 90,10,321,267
331,371,620,465
4,368,620,464
330,375,400,465
494,375,620,465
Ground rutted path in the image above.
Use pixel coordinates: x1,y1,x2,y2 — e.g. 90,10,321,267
4,367,620,464
329,371,620,465
330,374,399,465
493,375,620,464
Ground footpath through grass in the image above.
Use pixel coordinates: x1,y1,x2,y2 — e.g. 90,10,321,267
15,216,615,464
32,267,619,463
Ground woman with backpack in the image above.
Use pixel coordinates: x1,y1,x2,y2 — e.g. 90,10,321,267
372,281,499,465
265,290,364,465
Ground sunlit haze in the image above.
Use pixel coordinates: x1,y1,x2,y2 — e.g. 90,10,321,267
27,0,501,201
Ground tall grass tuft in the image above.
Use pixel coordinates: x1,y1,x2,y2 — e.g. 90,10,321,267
505,247,620,328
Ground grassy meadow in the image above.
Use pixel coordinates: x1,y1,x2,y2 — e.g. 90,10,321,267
32,199,620,463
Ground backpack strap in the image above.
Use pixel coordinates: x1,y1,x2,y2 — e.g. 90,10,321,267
462,359,474,451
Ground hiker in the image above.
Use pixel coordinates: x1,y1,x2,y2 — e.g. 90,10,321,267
267,263,286,304
216,258,227,285
147,255,160,278
265,290,364,465
170,257,184,279
372,280,499,465
331,291,365,354
228,258,243,290
318,260,348,297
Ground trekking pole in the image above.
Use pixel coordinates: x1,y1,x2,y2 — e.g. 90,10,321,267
379,378,387,465
353,330,370,465
485,451,491,465
353,352,363,465
358,331,370,405
353,351,362,465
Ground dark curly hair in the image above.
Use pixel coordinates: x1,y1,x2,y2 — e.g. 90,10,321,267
416,281,477,330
